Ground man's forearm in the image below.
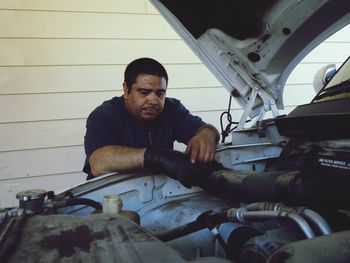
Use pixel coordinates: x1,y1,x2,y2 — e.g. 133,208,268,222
89,145,146,177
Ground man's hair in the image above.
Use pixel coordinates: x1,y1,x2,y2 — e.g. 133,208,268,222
124,57,168,93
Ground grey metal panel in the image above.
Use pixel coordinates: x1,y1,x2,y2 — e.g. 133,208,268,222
5,214,231,263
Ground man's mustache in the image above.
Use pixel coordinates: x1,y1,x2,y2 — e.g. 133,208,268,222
142,105,160,111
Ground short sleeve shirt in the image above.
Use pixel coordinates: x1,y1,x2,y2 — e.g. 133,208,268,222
83,96,204,178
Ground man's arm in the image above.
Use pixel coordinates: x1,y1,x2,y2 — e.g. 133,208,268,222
186,124,220,163
89,145,146,177
88,123,220,177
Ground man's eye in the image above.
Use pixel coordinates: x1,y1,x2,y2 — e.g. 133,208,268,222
156,90,166,97
139,89,150,95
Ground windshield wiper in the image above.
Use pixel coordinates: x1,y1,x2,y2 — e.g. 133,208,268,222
314,79,350,101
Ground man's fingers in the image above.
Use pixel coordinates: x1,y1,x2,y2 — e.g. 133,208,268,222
201,149,210,162
195,142,214,162
210,150,216,161
207,145,217,161
200,145,216,162
187,136,217,163
193,143,204,162
190,145,200,163
187,140,198,162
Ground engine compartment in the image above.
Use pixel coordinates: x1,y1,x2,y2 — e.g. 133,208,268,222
1,117,350,262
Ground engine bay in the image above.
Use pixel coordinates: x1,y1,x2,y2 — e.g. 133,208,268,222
1,117,350,262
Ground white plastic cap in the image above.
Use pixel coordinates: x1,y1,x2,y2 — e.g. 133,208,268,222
103,194,123,215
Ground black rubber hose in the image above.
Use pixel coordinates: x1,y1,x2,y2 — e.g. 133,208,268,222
155,210,229,242
198,170,312,207
59,198,102,211
156,219,207,242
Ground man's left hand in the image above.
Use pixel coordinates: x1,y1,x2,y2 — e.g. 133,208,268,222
186,125,219,163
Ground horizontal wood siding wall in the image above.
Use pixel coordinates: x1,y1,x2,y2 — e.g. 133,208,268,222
0,0,349,207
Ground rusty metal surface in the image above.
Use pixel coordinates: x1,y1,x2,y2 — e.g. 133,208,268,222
4,214,232,263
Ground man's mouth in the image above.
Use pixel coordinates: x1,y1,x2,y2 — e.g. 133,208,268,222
142,106,159,114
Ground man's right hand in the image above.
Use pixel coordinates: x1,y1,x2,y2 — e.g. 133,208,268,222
143,148,224,188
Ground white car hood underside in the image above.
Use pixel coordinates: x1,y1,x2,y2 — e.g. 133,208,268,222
150,0,350,121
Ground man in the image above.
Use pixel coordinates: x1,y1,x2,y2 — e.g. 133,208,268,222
83,57,222,187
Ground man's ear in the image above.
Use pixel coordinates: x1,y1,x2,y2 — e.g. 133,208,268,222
122,82,128,98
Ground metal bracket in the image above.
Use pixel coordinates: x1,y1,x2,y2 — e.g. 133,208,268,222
236,85,280,130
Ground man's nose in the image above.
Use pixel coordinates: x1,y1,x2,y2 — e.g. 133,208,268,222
148,93,159,104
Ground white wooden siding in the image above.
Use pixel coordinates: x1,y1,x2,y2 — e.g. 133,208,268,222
0,0,349,207
0,146,85,180
0,11,175,39
0,0,159,14
0,64,219,94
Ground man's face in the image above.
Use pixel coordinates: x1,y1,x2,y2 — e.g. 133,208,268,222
123,74,167,121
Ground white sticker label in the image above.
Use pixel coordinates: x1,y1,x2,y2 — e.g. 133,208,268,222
318,157,350,170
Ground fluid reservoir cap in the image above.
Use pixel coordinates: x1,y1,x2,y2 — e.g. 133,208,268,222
16,189,47,201
103,194,123,215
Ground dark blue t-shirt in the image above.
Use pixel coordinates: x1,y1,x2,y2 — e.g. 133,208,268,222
83,96,204,178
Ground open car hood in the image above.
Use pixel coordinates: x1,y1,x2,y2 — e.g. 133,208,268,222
150,0,350,124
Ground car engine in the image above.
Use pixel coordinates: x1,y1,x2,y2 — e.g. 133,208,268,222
1,97,350,262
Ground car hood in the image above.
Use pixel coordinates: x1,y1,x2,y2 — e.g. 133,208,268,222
150,0,350,119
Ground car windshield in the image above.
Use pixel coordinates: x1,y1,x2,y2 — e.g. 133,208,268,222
313,56,350,101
